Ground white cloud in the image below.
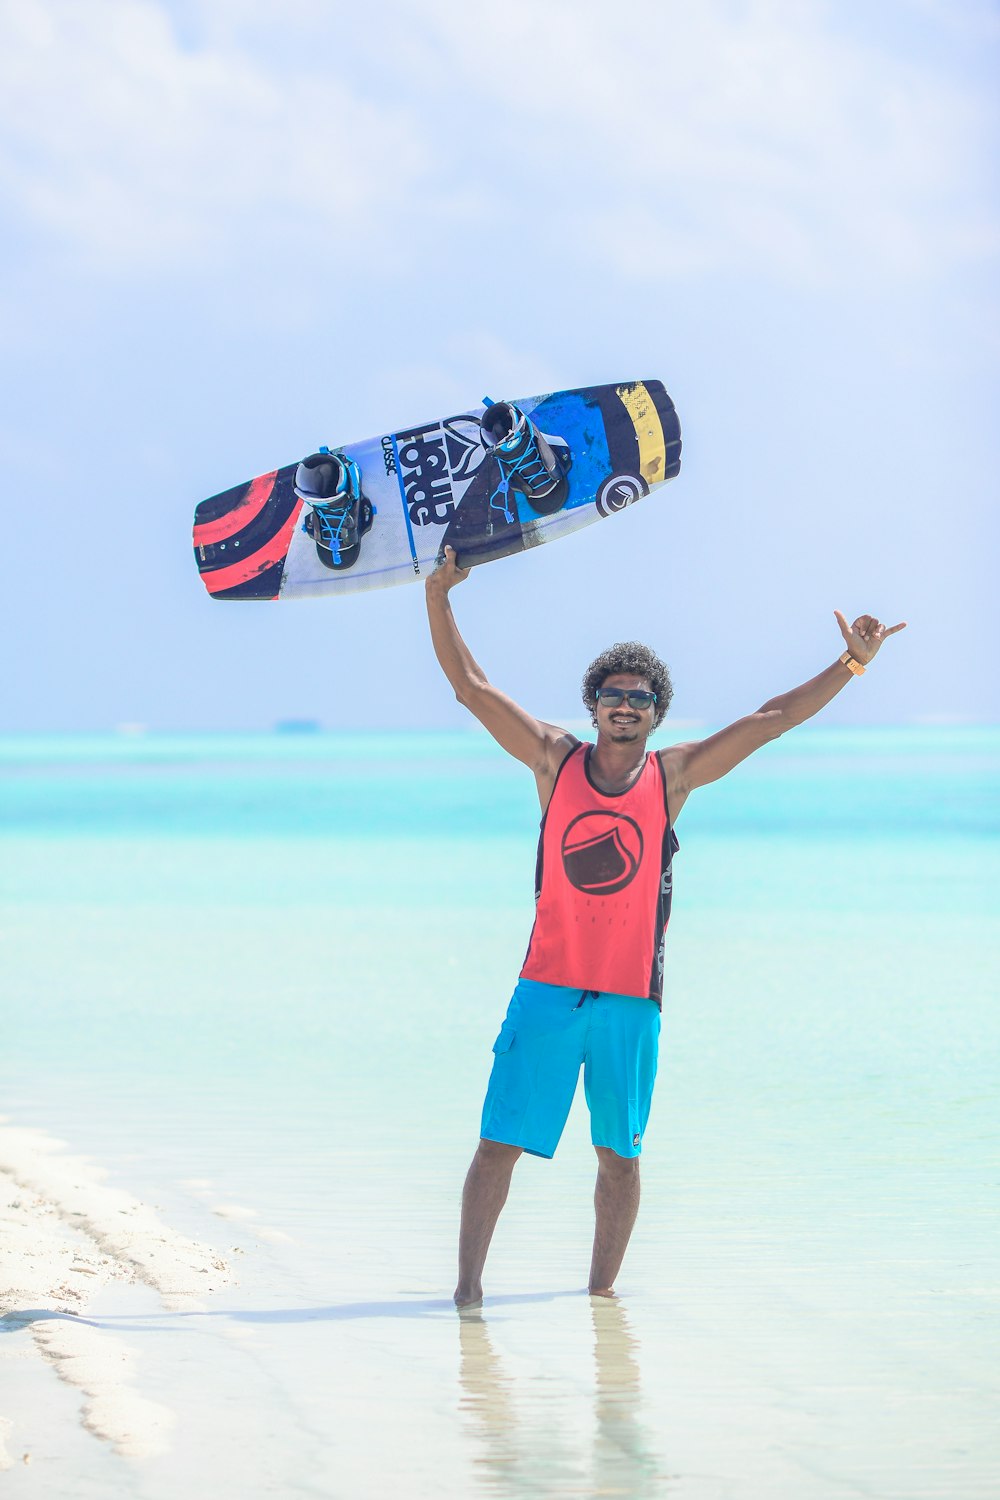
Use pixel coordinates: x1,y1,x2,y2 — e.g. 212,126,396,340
0,0,428,271
0,0,994,290
410,0,999,285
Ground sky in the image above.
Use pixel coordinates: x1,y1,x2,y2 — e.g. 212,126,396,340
0,0,996,732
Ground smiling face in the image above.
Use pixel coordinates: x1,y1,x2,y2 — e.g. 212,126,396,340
594,673,657,745
581,642,673,732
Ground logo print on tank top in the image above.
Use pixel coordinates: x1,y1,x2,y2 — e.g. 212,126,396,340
560,812,644,895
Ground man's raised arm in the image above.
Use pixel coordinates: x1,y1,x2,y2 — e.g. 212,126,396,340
425,547,575,782
663,611,907,818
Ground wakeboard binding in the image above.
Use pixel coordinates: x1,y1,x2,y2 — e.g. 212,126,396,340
294,448,375,571
479,399,571,518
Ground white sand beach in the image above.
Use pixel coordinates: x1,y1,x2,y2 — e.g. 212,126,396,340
3,1045,999,1500
0,1123,231,1466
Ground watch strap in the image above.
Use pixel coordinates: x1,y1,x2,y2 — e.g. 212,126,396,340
840,650,866,676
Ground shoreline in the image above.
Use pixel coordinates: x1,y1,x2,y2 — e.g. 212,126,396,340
0,1121,231,1465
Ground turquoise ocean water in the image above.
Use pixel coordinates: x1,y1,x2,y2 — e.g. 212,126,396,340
2,727,998,1498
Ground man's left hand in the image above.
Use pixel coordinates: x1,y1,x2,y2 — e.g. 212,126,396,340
834,610,907,666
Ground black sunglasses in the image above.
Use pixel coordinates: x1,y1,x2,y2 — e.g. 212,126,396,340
596,688,657,710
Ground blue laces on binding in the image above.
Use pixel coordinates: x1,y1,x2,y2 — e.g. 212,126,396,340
310,502,352,564
489,440,552,522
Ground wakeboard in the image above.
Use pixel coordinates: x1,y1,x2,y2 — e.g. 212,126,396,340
193,379,681,601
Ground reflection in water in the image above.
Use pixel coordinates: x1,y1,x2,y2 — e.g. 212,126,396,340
591,1297,666,1497
458,1299,667,1498
458,1311,522,1490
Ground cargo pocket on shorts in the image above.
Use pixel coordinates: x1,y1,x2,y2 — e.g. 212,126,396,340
492,1021,516,1056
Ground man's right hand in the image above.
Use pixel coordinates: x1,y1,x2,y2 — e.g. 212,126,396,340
426,545,471,597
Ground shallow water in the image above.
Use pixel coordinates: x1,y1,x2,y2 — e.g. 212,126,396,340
2,728,998,1498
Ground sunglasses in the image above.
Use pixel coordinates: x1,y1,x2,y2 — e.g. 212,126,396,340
596,688,657,710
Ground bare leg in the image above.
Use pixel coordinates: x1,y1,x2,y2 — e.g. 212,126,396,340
455,1138,523,1308
589,1146,640,1296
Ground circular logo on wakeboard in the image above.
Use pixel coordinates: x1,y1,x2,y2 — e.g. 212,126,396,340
560,812,644,895
595,474,649,518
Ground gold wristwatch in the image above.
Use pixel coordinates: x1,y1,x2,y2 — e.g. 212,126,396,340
840,651,866,676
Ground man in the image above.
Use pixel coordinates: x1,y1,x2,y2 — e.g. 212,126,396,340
425,545,905,1308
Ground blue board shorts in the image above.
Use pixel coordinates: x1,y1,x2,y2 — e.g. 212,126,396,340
480,978,661,1160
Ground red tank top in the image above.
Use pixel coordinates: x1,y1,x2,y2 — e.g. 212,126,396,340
520,744,678,1003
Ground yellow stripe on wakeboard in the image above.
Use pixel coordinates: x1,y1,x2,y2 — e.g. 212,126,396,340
615,381,666,485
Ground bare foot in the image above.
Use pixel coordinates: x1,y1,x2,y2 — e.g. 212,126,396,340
588,1286,617,1298
454,1285,483,1310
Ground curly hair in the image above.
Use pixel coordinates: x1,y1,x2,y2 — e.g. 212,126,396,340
581,641,673,730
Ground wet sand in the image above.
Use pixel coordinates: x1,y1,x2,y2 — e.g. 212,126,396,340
0,1123,230,1466
2,1089,998,1499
